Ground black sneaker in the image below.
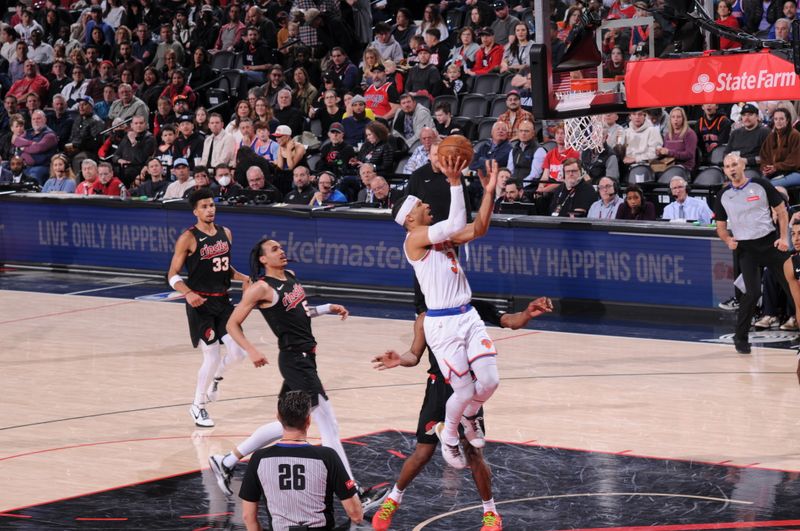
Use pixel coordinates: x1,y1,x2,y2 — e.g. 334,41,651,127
208,454,234,496
734,339,751,354
358,485,390,513
719,297,739,311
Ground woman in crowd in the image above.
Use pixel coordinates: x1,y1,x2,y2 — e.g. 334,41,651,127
194,106,210,136
104,0,127,29
310,89,344,135
89,27,113,60
161,69,196,109
603,46,627,78
41,154,77,193
657,106,698,172
187,47,215,93
137,67,165,110
253,97,278,132
291,67,318,116
467,6,487,31
120,68,138,92
360,47,384,88
355,122,394,174
416,4,448,41
0,26,18,64
558,6,582,43
716,0,741,50
616,184,656,220
225,100,254,144
391,7,417,54
448,27,479,71
760,107,800,187
501,22,533,73
161,49,179,80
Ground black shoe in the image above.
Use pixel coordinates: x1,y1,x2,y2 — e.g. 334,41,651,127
358,485,390,512
734,340,751,354
719,297,739,311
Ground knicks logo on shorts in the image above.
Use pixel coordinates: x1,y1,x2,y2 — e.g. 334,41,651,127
204,328,216,342
481,339,494,350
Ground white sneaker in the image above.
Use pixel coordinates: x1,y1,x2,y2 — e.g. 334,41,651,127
754,315,779,330
460,414,485,448
781,316,798,331
434,422,467,469
206,377,223,402
208,454,233,496
190,404,214,428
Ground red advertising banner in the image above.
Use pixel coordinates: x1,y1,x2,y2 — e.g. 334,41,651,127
625,50,800,107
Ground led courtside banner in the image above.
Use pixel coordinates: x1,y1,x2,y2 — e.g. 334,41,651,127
0,196,733,309
626,51,799,107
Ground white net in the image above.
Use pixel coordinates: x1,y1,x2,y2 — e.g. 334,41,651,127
555,90,606,153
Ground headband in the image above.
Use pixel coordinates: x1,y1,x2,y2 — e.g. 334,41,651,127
394,195,420,226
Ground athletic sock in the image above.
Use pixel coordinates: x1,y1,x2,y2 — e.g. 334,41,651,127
221,452,238,469
482,498,497,514
389,484,404,504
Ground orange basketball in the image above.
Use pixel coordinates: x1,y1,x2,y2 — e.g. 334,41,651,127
437,135,474,169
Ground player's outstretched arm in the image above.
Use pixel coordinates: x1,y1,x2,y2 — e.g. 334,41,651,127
167,231,206,308
452,159,498,245
307,303,349,319
500,297,554,330
372,312,426,369
226,280,271,367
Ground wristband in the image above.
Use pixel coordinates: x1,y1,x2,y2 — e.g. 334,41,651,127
308,304,332,318
169,274,184,289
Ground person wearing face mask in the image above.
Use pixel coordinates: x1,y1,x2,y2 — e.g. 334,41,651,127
547,159,597,217
210,163,243,199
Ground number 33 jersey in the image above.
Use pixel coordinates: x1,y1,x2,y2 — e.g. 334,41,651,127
258,271,317,353
185,224,232,294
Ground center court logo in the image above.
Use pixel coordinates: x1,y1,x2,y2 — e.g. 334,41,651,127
692,74,715,94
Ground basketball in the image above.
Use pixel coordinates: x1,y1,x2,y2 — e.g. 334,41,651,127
437,135,474,169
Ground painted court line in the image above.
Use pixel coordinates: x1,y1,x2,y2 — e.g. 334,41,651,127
65,279,155,296
0,300,135,326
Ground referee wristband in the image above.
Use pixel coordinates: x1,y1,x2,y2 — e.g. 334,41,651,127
169,274,185,289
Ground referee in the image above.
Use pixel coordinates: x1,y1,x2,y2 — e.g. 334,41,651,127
714,152,792,354
239,391,364,531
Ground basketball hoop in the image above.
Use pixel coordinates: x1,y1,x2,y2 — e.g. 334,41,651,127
556,89,606,153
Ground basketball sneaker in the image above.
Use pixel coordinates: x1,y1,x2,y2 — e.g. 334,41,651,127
190,404,214,428
206,377,223,402
480,511,503,530
208,454,233,496
358,485,390,512
371,497,399,530
461,414,486,448
434,422,467,469
718,296,739,311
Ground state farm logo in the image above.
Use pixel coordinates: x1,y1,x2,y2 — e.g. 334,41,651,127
691,70,796,94
692,74,715,94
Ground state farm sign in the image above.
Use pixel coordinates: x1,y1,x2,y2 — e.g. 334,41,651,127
625,50,800,107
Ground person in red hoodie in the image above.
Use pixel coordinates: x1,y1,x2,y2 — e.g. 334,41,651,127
538,123,579,193
95,161,126,196
466,27,503,76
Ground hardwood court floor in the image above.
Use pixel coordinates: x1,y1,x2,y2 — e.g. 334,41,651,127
1,289,799,515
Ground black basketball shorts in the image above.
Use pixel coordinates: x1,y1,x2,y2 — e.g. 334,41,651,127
186,296,234,348
416,372,486,445
278,349,328,407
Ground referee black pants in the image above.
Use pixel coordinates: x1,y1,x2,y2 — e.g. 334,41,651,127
735,233,792,342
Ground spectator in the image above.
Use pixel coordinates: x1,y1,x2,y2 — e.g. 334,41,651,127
620,109,662,166
472,121,513,175
41,153,77,193
603,46,627,77
392,93,436,151
0,114,23,161
405,45,441,98
0,27,19,64
75,158,101,194
696,103,731,164
187,47,215,92
246,6,277,48
131,157,168,198
497,90,534,141
310,170,347,205
175,114,205,168
369,175,401,208
47,95,73,150
61,65,89,110
587,177,625,219
760,107,800,187
210,163,243,199
13,109,58,184
104,0,126,30
284,165,317,203
662,175,714,223
273,89,305,137
88,26,113,60
5,155,35,187
94,85,117,121
262,66,291,107
161,70,196,110
84,5,113,46
155,124,180,169
548,158,597,217
114,113,157,185
491,0,522,45
356,121,394,173
15,9,44,45
163,158,195,199
8,41,27,84
743,0,782,35
495,178,526,212
616,184,656,220
66,96,105,172
327,46,360,93
252,120,280,164
244,165,280,199
392,8,417,54
8,60,49,104
433,101,462,136
342,95,372,146
501,22,532,73
467,27,503,76
364,64,400,122
201,113,237,170
657,107,698,172
132,23,157,66
192,6,220,51
95,161,126,196
47,60,70,102
716,0,741,48
356,163,377,202
508,119,539,182
236,26,271,85
154,24,184,71
28,29,53,66
725,103,770,168
183,166,211,199
151,96,177,139
318,122,356,177
423,28,450,72
539,124,580,192
108,83,149,124
448,27,480,72
647,107,669,137
274,124,307,171
86,60,117,104
581,131,621,181
372,22,403,63
404,127,438,174
416,4,449,41
310,90,345,136
290,68,319,117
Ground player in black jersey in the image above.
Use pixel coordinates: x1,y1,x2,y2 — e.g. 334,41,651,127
167,188,266,428
370,298,552,531
208,238,389,512
783,220,800,385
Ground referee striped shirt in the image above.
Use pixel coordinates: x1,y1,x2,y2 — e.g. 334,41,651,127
239,443,357,531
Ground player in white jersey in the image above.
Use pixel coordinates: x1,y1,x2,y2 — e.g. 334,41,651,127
392,156,499,469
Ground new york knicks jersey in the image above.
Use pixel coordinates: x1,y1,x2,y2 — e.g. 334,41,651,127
405,238,471,310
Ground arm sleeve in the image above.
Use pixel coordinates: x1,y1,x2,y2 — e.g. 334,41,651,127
427,185,467,244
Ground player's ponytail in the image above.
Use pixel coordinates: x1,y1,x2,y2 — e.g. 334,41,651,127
249,238,268,281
